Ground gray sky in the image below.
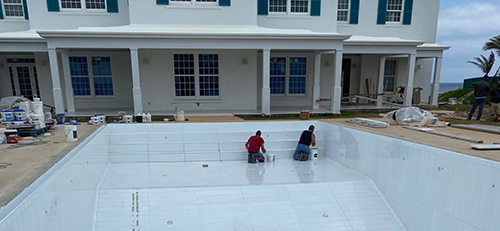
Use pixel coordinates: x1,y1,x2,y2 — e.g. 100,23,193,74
438,0,500,82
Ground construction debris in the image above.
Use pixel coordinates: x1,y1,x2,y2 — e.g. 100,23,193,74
347,118,390,128
470,144,500,150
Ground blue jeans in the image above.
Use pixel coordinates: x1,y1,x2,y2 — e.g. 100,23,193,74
293,144,310,160
248,152,265,161
468,98,487,120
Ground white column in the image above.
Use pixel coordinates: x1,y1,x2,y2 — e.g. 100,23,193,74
261,49,271,115
48,48,65,114
376,56,387,106
430,57,443,107
312,52,321,110
60,50,75,114
404,53,417,107
130,48,143,115
331,50,343,113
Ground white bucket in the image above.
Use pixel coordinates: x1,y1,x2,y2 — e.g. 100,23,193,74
44,111,52,119
1,110,14,121
310,148,319,160
124,115,133,123
90,117,100,125
266,153,275,162
64,125,77,141
32,114,45,129
13,110,27,121
176,110,185,122
31,101,43,115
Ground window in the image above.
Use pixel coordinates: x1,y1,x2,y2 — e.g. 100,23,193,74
170,0,217,5
269,0,309,14
174,54,219,98
69,56,114,96
3,0,24,18
383,60,398,92
61,0,106,10
386,0,403,23
270,57,307,96
337,0,349,22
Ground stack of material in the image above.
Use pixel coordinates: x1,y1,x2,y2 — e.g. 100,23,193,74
347,118,390,128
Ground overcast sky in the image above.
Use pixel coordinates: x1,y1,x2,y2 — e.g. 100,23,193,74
437,0,500,82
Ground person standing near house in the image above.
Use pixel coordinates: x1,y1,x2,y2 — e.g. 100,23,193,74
245,130,266,163
293,125,316,161
468,74,490,120
489,81,500,119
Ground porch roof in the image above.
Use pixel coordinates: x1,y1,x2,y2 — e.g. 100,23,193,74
37,24,351,40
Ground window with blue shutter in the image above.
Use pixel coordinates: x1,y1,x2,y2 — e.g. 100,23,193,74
157,0,169,5
46,0,60,12
219,0,230,6
350,0,359,24
402,0,413,25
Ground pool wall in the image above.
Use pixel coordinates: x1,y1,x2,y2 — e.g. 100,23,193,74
322,124,500,231
0,126,109,231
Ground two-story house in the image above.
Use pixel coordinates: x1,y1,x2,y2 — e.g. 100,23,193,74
0,0,448,116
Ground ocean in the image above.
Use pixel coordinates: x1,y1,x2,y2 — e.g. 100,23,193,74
438,82,463,94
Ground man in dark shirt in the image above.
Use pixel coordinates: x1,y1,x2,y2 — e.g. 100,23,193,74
293,125,316,161
245,130,266,163
468,74,490,120
489,81,500,118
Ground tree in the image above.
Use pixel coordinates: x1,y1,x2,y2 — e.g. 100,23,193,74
483,35,500,57
467,51,495,75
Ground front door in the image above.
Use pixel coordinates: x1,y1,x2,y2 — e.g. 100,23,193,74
8,61,40,100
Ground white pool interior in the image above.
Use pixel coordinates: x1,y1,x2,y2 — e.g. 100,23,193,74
1,121,500,231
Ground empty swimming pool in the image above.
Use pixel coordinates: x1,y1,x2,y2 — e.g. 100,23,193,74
1,121,499,231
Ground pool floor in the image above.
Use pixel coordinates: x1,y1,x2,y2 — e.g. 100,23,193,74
94,159,404,231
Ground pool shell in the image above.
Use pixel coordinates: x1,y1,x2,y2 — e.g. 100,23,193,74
0,121,499,230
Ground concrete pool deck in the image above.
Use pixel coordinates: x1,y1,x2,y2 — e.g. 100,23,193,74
1,116,499,210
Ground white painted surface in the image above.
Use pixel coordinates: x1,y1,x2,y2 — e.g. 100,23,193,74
4,121,498,230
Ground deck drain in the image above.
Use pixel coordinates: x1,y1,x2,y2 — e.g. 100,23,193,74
167,221,173,225
323,214,329,218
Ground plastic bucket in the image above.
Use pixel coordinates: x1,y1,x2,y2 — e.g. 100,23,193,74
266,153,275,162
124,115,133,123
5,130,18,143
310,148,319,160
19,102,30,113
64,125,77,141
31,101,43,115
32,114,45,129
176,110,185,122
56,113,65,124
13,109,27,121
1,110,13,121
136,115,143,123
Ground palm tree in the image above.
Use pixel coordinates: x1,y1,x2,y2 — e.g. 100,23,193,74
467,51,495,75
483,35,500,56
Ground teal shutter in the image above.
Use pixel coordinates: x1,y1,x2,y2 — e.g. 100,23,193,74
402,0,413,25
106,0,118,13
377,0,387,24
46,0,60,12
310,0,321,16
0,1,3,19
22,0,29,19
257,0,268,15
219,0,230,6
349,0,359,24
157,0,169,5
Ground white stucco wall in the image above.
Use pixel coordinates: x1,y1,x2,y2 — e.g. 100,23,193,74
337,0,440,43
128,1,256,26
26,0,130,30
34,52,55,107
139,49,258,112
0,20,30,33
